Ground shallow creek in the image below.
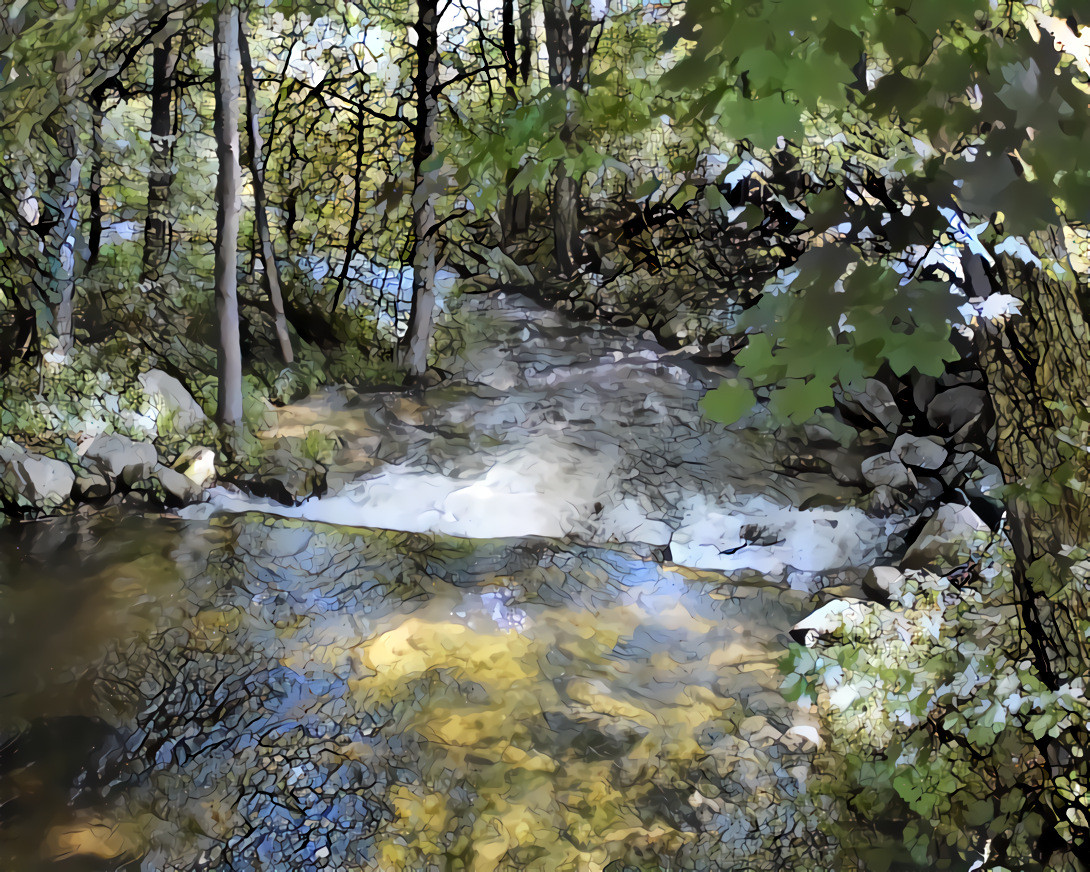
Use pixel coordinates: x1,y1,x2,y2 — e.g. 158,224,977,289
1,292,903,870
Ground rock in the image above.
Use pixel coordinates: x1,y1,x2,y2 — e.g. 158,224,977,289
967,459,1005,497
939,368,983,388
912,474,946,505
74,471,113,501
0,442,75,509
839,379,902,430
249,447,326,504
868,484,899,513
910,374,937,414
790,598,871,646
861,453,916,489
138,369,209,434
902,504,991,569
153,464,205,505
891,433,947,470
173,446,216,488
926,385,986,435
81,433,158,486
863,566,905,603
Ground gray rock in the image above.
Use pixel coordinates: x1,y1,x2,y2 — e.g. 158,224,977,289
0,442,75,509
869,484,899,513
911,375,937,414
863,565,905,602
153,464,206,505
926,385,986,435
891,433,947,470
173,446,216,488
74,471,112,500
939,369,983,388
861,453,916,489
81,433,158,486
840,379,902,430
902,504,991,569
250,447,326,504
969,459,1005,496
139,369,209,434
790,598,871,646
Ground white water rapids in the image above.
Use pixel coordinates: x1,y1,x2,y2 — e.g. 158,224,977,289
186,291,901,580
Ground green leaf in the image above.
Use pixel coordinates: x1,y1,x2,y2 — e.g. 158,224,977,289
701,380,757,425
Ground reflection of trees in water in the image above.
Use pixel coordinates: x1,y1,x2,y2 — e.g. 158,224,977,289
5,515,831,870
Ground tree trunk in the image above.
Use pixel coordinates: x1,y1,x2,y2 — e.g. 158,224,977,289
213,1,244,427
974,229,1090,867
87,95,104,269
44,0,83,360
143,28,176,282
239,17,292,364
398,0,441,383
500,0,532,246
977,231,1090,685
333,102,366,312
542,0,596,278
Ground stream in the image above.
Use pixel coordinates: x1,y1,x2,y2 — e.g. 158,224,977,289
1,292,905,871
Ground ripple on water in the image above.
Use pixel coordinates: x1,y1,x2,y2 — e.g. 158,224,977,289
0,513,830,871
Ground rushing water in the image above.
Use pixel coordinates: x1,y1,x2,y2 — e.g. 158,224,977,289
1,292,900,870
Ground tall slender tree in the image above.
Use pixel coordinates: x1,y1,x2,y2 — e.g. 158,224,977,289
500,0,533,244
542,0,606,277
239,15,292,364
142,14,177,282
42,0,84,359
213,0,244,426
398,0,441,382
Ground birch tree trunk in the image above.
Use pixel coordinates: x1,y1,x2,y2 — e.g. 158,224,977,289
44,0,83,360
239,16,292,364
213,1,244,427
398,0,441,382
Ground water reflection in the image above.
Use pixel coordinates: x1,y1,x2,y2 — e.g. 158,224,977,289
0,512,827,871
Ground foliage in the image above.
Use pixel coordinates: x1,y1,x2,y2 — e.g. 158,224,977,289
785,540,1090,871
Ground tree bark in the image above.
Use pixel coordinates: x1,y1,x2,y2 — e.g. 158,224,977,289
213,1,244,427
500,0,532,246
333,101,367,313
87,95,104,269
142,27,177,282
398,0,441,382
974,229,1090,867
238,17,292,364
542,0,599,277
44,0,83,360
976,231,1090,686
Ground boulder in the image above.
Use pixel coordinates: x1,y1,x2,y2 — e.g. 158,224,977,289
139,369,209,434
245,447,326,504
81,433,158,486
153,464,206,506
863,565,906,603
840,379,902,430
902,504,991,569
0,442,75,509
891,433,947,470
74,471,113,501
790,598,871,647
926,385,986,435
910,374,937,414
861,453,915,489
939,368,983,388
173,446,216,488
